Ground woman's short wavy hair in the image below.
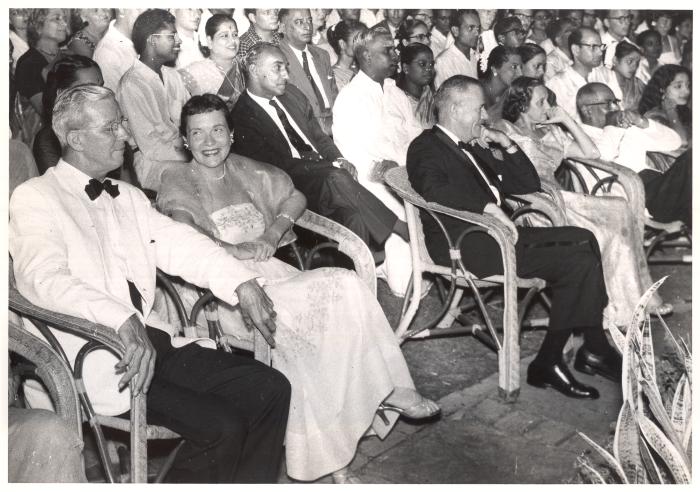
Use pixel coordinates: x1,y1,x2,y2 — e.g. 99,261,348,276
639,64,691,114
27,9,53,47
179,94,233,137
485,45,519,78
502,76,544,123
132,9,176,56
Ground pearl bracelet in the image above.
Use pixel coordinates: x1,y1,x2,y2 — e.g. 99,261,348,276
277,212,295,225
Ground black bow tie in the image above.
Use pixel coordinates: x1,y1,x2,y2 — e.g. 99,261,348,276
84,178,120,200
457,141,472,150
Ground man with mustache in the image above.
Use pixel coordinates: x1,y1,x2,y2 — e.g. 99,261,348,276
406,75,621,400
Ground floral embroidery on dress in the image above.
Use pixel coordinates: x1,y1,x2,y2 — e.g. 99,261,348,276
211,203,266,244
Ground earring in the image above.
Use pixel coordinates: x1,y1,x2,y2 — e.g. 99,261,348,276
183,142,189,150
229,134,234,143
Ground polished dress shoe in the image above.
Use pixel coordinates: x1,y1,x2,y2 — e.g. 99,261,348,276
574,347,622,382
527,362,600,399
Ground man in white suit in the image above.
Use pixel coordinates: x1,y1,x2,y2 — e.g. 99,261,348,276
9,85,290,483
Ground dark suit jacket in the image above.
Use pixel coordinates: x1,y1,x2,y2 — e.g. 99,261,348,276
406,126,541,275
231,84,343,177
278,40,337,134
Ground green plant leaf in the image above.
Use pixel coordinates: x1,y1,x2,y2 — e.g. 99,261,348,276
614,400,643,483
638,435,663,484
638,415,691,483
577,457,607,484
578,431,629,483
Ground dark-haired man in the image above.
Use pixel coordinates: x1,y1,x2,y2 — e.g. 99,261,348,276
434,10,480,87
238,8,281,60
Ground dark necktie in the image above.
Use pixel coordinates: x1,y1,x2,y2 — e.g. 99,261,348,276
269,99,313,154
457,141,503,202
84,178,120,200
301,50,327,110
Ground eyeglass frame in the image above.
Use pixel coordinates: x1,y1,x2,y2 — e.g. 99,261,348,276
576,42,607,51
607,14,633,22
74,117,130,138
409,32,432,40
584,98,620,109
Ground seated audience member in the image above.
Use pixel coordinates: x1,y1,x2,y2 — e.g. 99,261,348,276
327,19,366,91
9,9,30,74
518,43,547,81
494,16,527,48
577,82,689,228
397,17,431,50
9,84,291,483
310,8,337,65
9,137,39,196
179,14,245,112
15,8,69,115
66,8,111,58
172,9,204,69
158,94,439,484
232,42,407,257
382,43,436,166
636,29,663,84
478,9,500,74
564,10,583,28
333,26,418,296
407,75,620,400
590,41,645,111
529,10,552,49
279,9,338,136
374,9,407,43
238,9,281,60
33,55,104,174
498,76,668,322
482,46,522,120
546,27,606,118
639,64,692,150
434,10,480,88
93,8,144,93
116,9,190,192
653,11,682,65
411,9,434,31
674,13,692,61
601,10,634,68
544,17,575,81
430,9,454,57
581,10,600,30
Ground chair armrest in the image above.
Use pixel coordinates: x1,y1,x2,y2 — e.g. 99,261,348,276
296,209,376,295
9,320,82,435
508,191,568,227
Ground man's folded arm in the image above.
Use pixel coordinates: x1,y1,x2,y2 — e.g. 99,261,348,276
496,147,542,195
9,186,140,331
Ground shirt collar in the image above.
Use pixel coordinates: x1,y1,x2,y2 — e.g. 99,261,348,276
287,43,309,56
435,124,461,145
55,159,101,197
247,89,275,107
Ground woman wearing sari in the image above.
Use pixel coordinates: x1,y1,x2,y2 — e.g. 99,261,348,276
497,76,669,324
157,94,440,484
179,14,246,112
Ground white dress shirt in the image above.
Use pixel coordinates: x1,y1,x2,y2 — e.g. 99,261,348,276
436,124,502,205
546,65,607,120
10,159,260,415
246,90,317,158
175,29,205,69
581,121,682,174
287,44,331,108
545,47,572,81
479,30,498,73
93,19,138,92
434,44,479,88
430,28,454,58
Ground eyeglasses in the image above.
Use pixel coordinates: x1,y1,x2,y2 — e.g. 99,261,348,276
409,33,431,41
514,13,533,20
607,14,633,22
534,14,551,21
503,28,527,37
577,43,607,51
586,99,620,109
151,32,180,41
76,117,129,137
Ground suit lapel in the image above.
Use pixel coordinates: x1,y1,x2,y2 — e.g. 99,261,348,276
242,93,293,157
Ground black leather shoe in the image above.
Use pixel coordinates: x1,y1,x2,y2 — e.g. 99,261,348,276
527,362,600,399
574,347,622,382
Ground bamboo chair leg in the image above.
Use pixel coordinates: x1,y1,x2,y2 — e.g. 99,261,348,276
498,281,520,402
436,288,465,329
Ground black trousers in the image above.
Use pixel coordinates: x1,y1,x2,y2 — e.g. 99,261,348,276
640,148,692,227
144,328,290,483
286,162,398,247
430,225,608,333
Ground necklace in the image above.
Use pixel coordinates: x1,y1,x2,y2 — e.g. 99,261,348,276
196,163,226,180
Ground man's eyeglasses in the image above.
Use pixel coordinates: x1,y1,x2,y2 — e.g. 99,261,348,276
577,43,607,51
409,33,431,41
151,32,180,41
503,28,527,37
76,117,129,137
607,14,633,22
534,14,551,21
586,99,620,109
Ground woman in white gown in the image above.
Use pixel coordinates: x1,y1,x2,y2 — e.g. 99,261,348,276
156,94,439,483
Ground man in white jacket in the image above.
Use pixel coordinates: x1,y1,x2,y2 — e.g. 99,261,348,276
9,84,290,483
577,82,690,227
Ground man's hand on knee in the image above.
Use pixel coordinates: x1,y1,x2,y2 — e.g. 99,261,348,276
116,314,155,395
484,203,519,244
236,279,277,348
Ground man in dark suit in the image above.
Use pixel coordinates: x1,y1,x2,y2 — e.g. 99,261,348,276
278,9,338,135
406,75,621,400
232,42,407,250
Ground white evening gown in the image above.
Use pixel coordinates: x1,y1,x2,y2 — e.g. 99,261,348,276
170,202,415,481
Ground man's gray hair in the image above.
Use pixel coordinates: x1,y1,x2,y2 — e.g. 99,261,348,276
52,84,116,148
434,75,481,122
242,41,283,79
352,25,388,62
